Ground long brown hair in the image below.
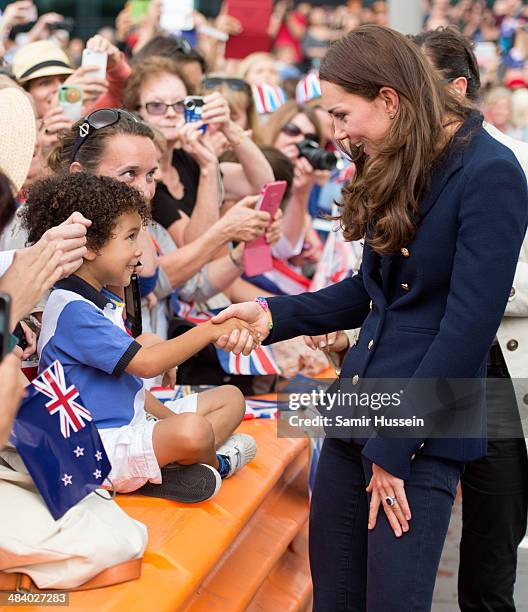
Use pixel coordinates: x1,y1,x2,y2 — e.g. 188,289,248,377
319,25,472,255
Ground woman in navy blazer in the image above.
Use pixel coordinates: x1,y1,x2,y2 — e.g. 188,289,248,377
214,25,528,611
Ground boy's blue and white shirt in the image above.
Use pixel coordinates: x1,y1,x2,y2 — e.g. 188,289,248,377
38,275,145,429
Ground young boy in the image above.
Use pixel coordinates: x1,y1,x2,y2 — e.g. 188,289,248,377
23,173,258,503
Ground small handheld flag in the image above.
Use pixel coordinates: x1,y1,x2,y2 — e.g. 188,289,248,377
10,360,111,520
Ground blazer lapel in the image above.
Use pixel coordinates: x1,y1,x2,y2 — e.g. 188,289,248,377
362,244,388,306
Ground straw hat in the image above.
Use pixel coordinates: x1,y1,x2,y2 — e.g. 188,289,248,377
12,40,73,84
0,88,36,193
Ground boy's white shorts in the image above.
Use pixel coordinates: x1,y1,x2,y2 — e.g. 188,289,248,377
99,393,199,493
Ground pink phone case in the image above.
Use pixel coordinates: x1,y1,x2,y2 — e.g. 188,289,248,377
243,181,287,277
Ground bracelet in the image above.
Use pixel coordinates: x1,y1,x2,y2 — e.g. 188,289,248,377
255,296,273,330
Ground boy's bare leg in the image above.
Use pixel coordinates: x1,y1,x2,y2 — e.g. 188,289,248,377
152,413,220,469
195,385,246,447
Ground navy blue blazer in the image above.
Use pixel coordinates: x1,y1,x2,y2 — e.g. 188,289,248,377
266,114,528,479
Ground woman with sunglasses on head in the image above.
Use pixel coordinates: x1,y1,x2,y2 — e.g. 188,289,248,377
213,25,528,610
123,56,275,247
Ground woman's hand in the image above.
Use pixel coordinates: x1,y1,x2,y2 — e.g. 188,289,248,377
366,463,412,537
86,34,121,69
201,92,231,133
304,330,349,353
293,157,316,194
179,122,218,168
26,11,63,42
212,302,271,353
38,106,74,150
41,211,92,277
266,208,283,245
217,195,270,243
0,354,26,448
63,65,108,106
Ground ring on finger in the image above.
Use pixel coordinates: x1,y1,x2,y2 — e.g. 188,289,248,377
385,495,397,507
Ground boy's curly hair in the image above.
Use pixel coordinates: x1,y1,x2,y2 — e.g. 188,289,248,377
22,173,151,253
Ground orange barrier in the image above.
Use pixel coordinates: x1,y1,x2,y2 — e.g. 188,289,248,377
1,420,312,612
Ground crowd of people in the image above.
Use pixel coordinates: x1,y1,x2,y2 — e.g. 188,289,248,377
0,0,527,609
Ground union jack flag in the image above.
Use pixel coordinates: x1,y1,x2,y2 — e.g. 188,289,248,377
32,361,93,438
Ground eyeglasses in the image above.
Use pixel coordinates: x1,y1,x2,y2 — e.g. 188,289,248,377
142,101,185,116
202,77,250,92
280,122,319,144
70,108,138,163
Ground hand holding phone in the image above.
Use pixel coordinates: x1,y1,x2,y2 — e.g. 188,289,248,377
184,96,207,134
81,48,107,81
58,84,83,121
243,181,287,276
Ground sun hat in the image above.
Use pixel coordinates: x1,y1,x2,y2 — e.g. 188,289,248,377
0,87,36,193
12,40,74,84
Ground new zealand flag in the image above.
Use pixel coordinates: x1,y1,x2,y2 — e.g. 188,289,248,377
10,361,111,520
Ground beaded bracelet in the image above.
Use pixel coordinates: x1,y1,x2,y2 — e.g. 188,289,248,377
255,296,273,330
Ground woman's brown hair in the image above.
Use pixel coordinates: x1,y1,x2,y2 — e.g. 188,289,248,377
319,24,472,255
260,100,322,147
47,113,155,175
122,56,194,112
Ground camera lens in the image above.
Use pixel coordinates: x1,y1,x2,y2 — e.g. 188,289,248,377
295,139,337,171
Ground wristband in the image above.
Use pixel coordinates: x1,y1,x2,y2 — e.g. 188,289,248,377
255,296,273,330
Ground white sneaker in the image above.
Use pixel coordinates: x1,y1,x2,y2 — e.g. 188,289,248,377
217,434,257,478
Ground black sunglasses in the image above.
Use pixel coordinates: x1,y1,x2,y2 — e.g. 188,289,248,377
70,109,138,163
281,122,319,144
202,77,250,92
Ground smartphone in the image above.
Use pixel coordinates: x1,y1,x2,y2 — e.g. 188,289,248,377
124,273,143,338
243,181,287,277
129,0,151,24
13,322,28,352
58,84,83,121
81,48,107,81
184,96,206,133
160,0,194,33
0,293,11,360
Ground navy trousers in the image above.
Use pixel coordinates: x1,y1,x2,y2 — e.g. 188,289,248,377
309,438,462,611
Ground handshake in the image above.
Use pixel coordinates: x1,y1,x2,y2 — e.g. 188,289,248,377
207,301,273,356
207,317,262,355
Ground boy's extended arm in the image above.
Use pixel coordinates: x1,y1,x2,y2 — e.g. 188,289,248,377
126,322,215,379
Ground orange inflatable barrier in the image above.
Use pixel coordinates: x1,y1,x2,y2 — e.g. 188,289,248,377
1,420,312,612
